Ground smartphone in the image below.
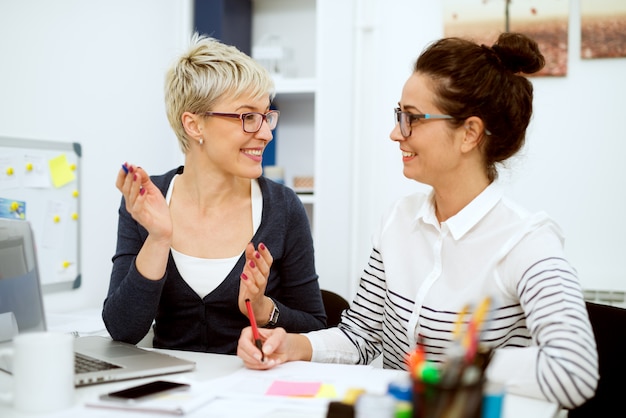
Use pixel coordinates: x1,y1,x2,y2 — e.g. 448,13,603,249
99,380,190,403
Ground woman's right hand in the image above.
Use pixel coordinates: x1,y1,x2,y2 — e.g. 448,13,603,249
116,163,172,242
237,327,313,370
237,326,289,370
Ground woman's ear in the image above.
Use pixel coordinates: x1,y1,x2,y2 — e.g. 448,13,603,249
181,112,203,141
461,116,487,153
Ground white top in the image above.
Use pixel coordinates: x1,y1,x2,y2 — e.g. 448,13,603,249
166,176,262,298
305,181,598,408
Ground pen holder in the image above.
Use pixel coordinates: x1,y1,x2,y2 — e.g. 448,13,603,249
412,376,484,418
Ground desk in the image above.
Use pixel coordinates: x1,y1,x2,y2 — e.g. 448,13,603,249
0,309,561,417
0,349,562,418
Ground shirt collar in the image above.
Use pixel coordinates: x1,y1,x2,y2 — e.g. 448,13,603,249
417,182,504,240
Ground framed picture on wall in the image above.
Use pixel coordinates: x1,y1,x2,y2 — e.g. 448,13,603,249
580,0,626,59
443,0,569,76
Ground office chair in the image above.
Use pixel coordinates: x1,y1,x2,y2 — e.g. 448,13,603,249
568,301,626,417
321,289,350,327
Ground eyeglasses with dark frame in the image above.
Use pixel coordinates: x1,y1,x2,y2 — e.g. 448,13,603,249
394,107,454,138
201,110,280,133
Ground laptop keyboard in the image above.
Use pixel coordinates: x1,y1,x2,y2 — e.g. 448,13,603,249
74,353,121,374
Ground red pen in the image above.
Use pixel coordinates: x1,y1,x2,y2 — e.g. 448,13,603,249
245,298,264,361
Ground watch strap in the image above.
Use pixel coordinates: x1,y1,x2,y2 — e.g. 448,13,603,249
264,297,280,328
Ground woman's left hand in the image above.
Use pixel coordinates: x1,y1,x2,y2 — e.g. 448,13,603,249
238,242,274,324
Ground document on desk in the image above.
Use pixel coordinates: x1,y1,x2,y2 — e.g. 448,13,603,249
46,309,107,336
190,361,406,417
81,362,405,417
210,361,403,398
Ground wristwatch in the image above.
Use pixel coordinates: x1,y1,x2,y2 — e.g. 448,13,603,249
264,298,280,328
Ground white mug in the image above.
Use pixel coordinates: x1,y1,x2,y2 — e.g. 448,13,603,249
0,331,75,413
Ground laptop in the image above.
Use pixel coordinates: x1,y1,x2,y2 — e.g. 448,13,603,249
0,217,195,386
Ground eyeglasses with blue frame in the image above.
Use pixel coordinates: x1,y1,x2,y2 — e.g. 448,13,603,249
394,107,492,137
394,107,454,138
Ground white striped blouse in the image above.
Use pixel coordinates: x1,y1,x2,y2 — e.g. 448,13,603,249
306,182,598,408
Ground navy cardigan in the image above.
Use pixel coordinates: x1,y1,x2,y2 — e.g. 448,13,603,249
103,166,326,354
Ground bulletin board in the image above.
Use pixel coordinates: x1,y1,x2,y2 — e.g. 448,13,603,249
0,137,81,293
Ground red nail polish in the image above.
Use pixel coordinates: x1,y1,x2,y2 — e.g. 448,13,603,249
259,243,266,250
139,188,146,196
129,165,134,173
241,273,248,280
255,252,260,259
249,260,255,268
133,173,137,181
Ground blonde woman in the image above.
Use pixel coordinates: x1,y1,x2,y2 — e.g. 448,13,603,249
104,34,326,354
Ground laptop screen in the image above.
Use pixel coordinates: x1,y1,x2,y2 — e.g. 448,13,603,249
0,218,46,337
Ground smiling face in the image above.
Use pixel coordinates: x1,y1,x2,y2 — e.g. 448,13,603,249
193,92,274,180
390,72,466,188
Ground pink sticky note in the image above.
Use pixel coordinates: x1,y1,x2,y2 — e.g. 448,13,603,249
266,380,322,397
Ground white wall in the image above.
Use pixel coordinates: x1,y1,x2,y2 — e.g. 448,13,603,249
505,1,626,293
344,0,444,299
0,0,192,312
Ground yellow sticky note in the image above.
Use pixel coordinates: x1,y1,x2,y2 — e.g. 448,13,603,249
48,154,75,188
316,384,337,399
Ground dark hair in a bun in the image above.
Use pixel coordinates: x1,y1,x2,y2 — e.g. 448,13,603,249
414,32,545,181
491,32,545,74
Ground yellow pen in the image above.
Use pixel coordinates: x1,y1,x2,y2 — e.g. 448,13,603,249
453,304,469,341
464,297,491,361
473,297,491,334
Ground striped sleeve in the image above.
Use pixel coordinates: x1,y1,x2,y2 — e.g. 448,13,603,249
308,248,410,366
517,257,598,408
336,249,386,363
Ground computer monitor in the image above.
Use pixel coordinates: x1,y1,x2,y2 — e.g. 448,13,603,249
0,218,46,341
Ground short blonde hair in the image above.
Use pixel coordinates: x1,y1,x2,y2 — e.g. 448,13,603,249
165,33,275,153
